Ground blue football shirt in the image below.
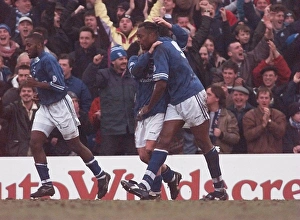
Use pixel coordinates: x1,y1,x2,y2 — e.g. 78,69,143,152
153,37,204,105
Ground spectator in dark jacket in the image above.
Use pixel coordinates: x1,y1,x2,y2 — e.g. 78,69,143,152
69,26,107,80
228,86,254,153
12,16,33,52
0,23,22,73
0,0,43,37
82,45,137,156
0,83,39,156
40,1,73,57
283,102,300,153
58,53,92,113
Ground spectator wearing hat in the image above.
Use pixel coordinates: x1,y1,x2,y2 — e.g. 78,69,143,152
0,0,43,37
0,23,22,73
82,45,137,155
284,10,295,26
283,102,300,153
228,86,254,153
243,87,286,153
116,1,130,26
12,16,33,52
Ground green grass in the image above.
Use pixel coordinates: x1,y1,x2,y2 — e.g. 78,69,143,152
0,200,299,220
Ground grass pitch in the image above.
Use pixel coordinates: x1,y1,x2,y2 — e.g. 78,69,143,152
0,200,299,220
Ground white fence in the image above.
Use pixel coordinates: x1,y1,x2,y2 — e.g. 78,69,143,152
0,154,299,200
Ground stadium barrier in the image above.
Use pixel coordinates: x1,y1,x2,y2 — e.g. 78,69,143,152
0,154,299,200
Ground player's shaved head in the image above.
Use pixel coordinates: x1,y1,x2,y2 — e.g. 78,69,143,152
27,32,45,46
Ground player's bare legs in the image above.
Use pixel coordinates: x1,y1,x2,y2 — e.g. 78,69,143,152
30,131,48,164
29,130,55,198
66,137,95,162
190,120,228,200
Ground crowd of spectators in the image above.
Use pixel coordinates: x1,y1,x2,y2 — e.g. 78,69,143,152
0,0,299,156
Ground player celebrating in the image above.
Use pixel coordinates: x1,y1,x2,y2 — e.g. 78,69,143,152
25,33,110,199
121,21,228,200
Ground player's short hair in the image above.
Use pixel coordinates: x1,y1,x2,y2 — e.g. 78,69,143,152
26,32,45,45
32,26,48,40
138,21,159,35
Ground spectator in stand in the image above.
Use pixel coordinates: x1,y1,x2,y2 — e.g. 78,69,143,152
15,51,31,67
3,52,31,98
69,26,107,80
40,1,72,57
175,13,196,37
213,59,242,107
32,26,57,58
283,102,300,153
193,0,229,58
12,16,33,52
206,84,240,153
203,36,226,68
58,53,92,113
61,5,111,58
115,1,130,27
0,23,22,73
233,23,252,53
243,0,270,30
198,45,215,88
0,0,43,37
88,96,101,155
284,10,295,26
83,45,137,156
266,4,300,72
282,72,300,109
252,66,287,114
0,83,39,156
160,0,176,20
183,7,215,90
213,21,272,88
0,55,12,83
208,0,238,26
252,39,291,88
94,0,138,50
227,86,254,153
243,87,286,153
2,64,30,106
